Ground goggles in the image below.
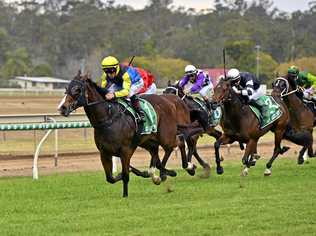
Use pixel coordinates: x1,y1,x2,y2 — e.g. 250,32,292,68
103,67,117,74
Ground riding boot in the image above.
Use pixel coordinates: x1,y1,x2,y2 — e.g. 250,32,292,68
130,95,145,122
248,99,263,127
203,98,212,112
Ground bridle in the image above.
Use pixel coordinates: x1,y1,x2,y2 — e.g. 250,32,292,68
164,85,186,100
273,77,298,97
62,78,124,128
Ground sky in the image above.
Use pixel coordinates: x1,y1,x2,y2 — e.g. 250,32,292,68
114,0,312,12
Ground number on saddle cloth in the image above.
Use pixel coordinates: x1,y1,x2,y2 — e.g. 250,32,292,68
249,96,283,129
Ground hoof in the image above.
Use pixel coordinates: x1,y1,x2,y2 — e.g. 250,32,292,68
297,158,304,165
249,159,257,167
165,169,177,177
252,153,261,160
280,146,290,154
160,174,167,182
186,164,197,176
216,166,224,175
186,168,196,176
152,176,161,185
241,167,248,176
264,168,272,176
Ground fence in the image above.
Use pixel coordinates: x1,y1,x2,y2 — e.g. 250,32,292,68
0,113,125,180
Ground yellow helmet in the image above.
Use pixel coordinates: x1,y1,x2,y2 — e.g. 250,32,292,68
101,56,120,74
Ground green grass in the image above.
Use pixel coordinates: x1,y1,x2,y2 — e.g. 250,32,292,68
0,159,316,235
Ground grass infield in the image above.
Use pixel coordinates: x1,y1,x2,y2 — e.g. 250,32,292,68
0,159,315,235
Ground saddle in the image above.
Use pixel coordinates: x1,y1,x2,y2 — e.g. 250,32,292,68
189,96,221,127
117,98,158,135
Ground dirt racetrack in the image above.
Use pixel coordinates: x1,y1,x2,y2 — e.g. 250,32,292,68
0,95,309,177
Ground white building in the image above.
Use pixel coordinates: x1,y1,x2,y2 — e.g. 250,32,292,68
11,76,70,90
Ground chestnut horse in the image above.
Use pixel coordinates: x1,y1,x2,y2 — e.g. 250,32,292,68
212,78,290,176
163,82,245,175
58,72,200,197
272,77,315,164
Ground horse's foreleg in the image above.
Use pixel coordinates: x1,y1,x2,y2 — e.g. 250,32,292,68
265,129,285,176
100,152,121,184
120,156,130,198
241,139,257,176
178,134,196,176
214,134,231,175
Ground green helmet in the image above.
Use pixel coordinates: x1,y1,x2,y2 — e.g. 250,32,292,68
287,65,299,77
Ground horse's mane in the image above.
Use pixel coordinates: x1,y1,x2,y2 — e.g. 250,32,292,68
287,75,297,89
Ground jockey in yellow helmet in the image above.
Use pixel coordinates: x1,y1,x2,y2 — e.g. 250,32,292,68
99,56,145,121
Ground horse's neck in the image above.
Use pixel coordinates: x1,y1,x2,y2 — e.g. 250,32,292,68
84,84,113,125
222,95,245,125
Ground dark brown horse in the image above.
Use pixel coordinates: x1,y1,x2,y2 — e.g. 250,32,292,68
163,81,245,175
212,78,290,176
272,77,315,164
58,71,199,197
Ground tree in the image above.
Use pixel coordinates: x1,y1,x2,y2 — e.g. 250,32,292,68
1,48,32,79
31,64,53,76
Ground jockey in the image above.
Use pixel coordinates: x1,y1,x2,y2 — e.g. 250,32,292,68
227,68,264,119
286,65,314,101
297,70,316,101
179,64,214,111
134,67,157,94
99,56,145,122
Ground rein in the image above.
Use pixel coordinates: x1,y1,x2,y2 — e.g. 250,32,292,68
274,77,298,98
70,78,128,128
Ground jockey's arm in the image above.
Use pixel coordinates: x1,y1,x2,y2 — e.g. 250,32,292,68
179,76,189,88
190,75,204,93
242,80,254,96
114,72,131,98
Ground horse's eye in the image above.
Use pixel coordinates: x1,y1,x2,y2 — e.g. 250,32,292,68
71,86,81,96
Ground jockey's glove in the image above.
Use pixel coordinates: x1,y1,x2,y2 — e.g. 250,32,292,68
241,89,252,96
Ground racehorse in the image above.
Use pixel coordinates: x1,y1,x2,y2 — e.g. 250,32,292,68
272,76,315,163
163,81,245,175
58,71,200,197
212,77,290,176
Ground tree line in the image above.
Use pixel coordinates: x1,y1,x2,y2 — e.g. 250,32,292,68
0,0,316,87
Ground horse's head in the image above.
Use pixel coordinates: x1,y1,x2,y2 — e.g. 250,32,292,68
163,80,185,97
271,77,289,97
58,70,91,117
272,76,296,97
212,77,232,104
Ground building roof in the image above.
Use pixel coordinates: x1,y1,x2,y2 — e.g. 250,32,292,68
13,76,70,84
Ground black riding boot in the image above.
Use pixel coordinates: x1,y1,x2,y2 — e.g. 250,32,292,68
203,99,212,112
130,95,145,122
248,99,263,126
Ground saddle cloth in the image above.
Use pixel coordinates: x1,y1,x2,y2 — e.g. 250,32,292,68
117,98,157,135
249,95,283,129
192,97,222,127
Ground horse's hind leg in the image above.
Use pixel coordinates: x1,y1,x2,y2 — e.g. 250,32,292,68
129,165,150,178
178,134,196,176
159,147,177,181
147,145,162,185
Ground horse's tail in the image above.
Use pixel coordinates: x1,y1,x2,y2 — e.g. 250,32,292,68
177,121,204,140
